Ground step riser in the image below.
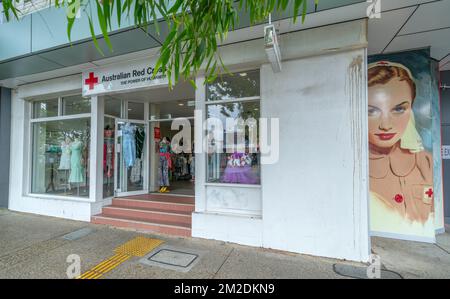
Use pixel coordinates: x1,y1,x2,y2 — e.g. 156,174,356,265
91,217,191,237
102,207,191,225
112,199,195,213
129,194,195,205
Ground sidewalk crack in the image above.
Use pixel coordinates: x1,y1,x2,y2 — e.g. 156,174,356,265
212,248,234,279
435,244,450,255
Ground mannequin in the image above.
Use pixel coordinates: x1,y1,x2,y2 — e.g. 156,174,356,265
69,136,84,196
58,137,72,192
158,137,172,193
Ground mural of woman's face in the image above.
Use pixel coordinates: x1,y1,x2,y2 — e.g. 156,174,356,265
368,78,413,149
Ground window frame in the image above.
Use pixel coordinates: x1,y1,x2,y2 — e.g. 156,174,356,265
204,69,262,187
27,94,92,200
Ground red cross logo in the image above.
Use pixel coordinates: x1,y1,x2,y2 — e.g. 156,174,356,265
425,188,433,198
85,72,98,90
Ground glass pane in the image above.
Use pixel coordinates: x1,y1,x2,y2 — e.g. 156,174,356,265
62,95,91,115
105,97,122,118
31,118,90,197
206,70,260,101
103,117,115,198
206,101,261,185
150,99,195,120
127,102,145,120
117,121,146,193
32,99,58,118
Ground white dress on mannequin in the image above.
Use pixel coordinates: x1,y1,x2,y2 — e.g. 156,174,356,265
59,141,71,170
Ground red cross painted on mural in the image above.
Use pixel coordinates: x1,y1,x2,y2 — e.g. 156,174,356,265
425,188,434,198
85,72,99,90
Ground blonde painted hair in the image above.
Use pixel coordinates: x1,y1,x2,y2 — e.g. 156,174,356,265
368,61,424,153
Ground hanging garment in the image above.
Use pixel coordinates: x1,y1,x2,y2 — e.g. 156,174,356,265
135,127,146,160
107,142,114,178
69,140,84,183
122,123,136,168
58,142,71,170
189,155,195,176
130,158,142,183
159,155,170,187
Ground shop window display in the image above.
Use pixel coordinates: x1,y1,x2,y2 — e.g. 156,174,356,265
31,118,90,197
206,70,261,185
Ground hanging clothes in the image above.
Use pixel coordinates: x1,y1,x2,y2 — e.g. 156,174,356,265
159,156,170,187
69,140,84,183
135,127,145,160
130,158,142,183
122,123,136,168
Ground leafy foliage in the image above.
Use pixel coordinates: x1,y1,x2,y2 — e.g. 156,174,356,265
2,0,318,87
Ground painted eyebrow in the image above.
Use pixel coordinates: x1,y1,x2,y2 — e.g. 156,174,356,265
393,101,410,108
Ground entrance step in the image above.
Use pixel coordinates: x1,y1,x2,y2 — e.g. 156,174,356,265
91,194,194,237
102,206,191,225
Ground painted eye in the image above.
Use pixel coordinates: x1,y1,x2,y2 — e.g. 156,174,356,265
368,108,379,116
392,106,406,114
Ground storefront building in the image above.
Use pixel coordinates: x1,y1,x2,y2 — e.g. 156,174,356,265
1,1,448,263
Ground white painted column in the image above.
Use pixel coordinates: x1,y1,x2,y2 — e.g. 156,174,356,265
195,75,206,212
89,96,104,202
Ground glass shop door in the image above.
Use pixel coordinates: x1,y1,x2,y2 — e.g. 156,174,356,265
114,119,148,197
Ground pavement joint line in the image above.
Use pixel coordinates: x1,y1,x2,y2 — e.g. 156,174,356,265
77,237,164,279
212,248,234,279
434,243,450,255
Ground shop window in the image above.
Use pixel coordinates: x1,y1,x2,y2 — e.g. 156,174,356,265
31,118,90,197
206,70,260,101
105,97,122,118
62,95,91,115
32,99,58,118
128,102,145,120
206,70,261,185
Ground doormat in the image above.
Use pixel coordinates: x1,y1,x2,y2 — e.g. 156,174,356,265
61,227,94,241
333,263,403,279
139,245,204,273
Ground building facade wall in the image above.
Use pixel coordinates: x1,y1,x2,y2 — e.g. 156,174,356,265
8,20,370,261
0,87,11,208
193,20,370,262
441,70,450,224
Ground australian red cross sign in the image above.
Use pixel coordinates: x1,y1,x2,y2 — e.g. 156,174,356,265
82,56,168,97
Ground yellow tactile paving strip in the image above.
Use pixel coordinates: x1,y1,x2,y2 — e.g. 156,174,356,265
77,237,163,279
114,236,164,257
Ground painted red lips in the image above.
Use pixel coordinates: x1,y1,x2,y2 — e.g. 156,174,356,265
375,133,397,141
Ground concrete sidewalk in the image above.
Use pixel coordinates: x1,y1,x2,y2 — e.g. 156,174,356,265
0,209,449,279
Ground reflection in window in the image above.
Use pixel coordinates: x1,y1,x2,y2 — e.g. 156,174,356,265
33,99,58,118
127,102,145,120
31,118,90,197
62,95,91,115
105,97,122,118
206,70,260,101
